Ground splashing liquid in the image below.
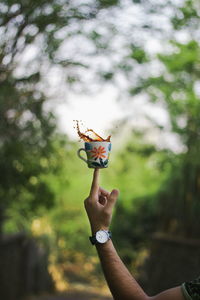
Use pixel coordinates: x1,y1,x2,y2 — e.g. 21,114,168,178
74,120,111,142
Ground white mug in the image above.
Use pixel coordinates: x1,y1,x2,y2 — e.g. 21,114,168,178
77,141,112,168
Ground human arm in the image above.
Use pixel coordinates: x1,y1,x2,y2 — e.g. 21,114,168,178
84,169,185,300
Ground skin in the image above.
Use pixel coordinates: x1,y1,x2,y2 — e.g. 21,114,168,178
84,169,185,300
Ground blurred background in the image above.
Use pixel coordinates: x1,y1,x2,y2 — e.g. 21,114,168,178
0,0,200,299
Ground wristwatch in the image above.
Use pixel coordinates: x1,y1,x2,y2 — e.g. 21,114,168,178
89,230,112,245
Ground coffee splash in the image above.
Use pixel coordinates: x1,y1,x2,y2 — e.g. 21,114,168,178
74,120,111,142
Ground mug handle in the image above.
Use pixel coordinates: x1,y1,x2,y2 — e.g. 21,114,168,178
77,148,88,164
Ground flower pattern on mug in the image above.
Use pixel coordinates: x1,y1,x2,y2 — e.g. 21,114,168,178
91,146,106,160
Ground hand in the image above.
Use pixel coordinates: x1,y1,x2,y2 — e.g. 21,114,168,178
84,169,119,234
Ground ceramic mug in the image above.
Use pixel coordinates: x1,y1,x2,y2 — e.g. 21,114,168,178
77,141,112,168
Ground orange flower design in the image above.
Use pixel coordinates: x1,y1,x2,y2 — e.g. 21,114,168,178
91,146,106,159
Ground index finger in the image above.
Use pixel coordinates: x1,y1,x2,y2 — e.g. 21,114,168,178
90,168,100,198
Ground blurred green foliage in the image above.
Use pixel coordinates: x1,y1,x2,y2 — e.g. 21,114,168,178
127,0,200,241
0,0,121,231
0,0,200,290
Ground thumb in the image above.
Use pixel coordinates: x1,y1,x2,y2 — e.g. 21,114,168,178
106,189,119,211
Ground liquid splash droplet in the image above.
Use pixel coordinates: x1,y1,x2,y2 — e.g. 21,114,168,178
74,120,111,142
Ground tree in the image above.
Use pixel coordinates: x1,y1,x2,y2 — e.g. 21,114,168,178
129,0,200,238
0,0,122,235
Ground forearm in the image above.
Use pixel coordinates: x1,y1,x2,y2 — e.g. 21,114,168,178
95,240,184,300
85,171,184,300
96,239,149,300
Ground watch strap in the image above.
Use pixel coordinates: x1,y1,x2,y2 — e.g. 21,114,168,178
89,235,97,245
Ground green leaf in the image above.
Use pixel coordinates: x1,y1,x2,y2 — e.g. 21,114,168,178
91,162,101,167
129,46,149,64
103,159,108,166
100,158,104,167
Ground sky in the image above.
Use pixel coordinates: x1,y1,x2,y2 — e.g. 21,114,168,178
50,0,186,153
45,2,171,143
14,0,185,152
53,86,185,153
54,87,123,140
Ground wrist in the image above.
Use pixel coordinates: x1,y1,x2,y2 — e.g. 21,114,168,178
91,225,109,235
95,238,112,249
89,229,112,246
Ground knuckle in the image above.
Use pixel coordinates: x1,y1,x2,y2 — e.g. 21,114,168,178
84,198,90,206
84,198,95,209
109,196,117,203
103,210,111,217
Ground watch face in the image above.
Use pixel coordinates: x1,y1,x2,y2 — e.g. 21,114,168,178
96,230,109,244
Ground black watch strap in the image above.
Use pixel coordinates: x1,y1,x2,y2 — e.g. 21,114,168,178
89,230,112,245
89,235,98,245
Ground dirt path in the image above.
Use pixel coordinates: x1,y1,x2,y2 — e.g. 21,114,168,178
28,291,113,300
